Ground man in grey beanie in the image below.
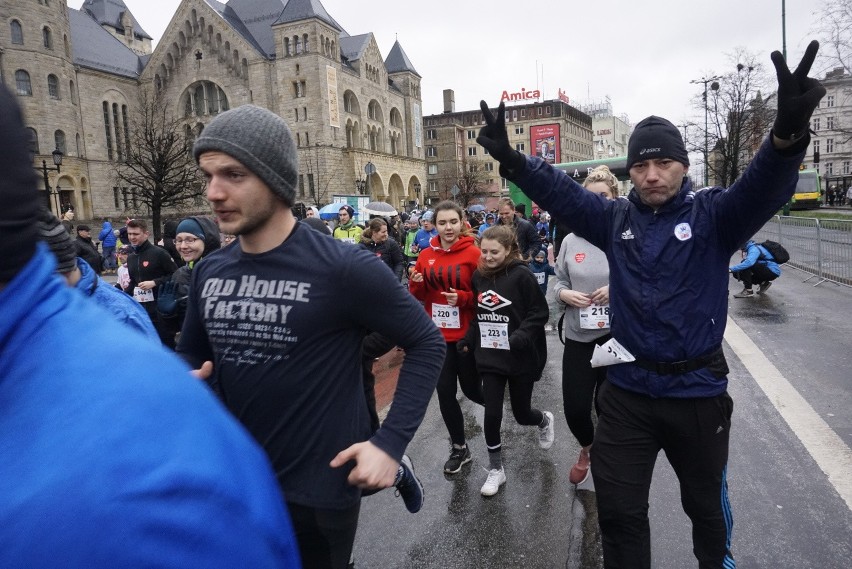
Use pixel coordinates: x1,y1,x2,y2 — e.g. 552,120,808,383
179,104,445,568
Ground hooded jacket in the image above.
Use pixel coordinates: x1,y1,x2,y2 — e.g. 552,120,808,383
509,134,806,398
74,257,158,341
157,216,221,325
98,221,117,248
409,234,480,343
465,260,549,379
729,240,781,276
360,236,404,280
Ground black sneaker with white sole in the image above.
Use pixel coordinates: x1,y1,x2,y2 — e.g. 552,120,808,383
443,445,471,474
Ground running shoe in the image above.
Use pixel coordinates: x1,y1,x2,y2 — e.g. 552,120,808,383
758,281,772,294
480,467,506,497
394,455,424,513
538,411,555,449
444,445,471,474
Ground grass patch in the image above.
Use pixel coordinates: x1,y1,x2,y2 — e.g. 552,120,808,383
784,209,852,221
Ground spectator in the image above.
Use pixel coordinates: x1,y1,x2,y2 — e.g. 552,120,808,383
74,224,102,275
730,240,781,297
497,197,540,260
98,218,117,274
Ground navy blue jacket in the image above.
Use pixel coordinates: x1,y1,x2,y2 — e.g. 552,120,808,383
510,136,805,398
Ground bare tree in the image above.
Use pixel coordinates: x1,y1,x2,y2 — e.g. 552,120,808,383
689,49,774,187
814,0,852,75
114,91,204,242
436,158,492,207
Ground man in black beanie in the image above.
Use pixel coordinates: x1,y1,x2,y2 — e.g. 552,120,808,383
178,104,445,568
0,83,302,568
477,41,825,568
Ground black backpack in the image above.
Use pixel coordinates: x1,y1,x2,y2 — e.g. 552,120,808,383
760,240,789,264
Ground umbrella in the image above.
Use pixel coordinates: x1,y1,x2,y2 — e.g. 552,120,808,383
467,204,486,213
362,201,398,217
318,202,355,221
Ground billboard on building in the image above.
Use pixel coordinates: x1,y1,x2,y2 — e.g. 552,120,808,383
530,124,560,164
326,66,340,128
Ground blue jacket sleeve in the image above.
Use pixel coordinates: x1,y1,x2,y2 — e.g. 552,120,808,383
729,244,761,272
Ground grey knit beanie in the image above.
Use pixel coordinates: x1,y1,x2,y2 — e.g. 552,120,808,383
193,105,298,206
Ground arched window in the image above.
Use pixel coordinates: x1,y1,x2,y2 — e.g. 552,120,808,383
10,20,23,44
181,81,229,118
69,80,76,104
54,130,66,154
47,74,60,99
303,33,309,52
26,128,39,155
15,70,32,96
284,37,291,56
42,27,52,50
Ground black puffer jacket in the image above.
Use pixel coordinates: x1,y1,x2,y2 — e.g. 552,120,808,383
359,237,404,281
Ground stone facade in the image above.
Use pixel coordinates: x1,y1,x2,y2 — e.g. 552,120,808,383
1,0,426,222
807,68,852,191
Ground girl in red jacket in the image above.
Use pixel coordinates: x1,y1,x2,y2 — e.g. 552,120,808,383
409,200,483,475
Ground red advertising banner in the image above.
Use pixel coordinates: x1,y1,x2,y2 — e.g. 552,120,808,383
530,124,560,164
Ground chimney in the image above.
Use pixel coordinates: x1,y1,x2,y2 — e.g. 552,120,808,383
443,89,455,114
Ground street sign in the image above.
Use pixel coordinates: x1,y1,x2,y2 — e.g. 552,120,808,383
450,185,460,197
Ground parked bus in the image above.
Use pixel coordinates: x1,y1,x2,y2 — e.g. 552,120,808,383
507,156,630,209
791,169,822,210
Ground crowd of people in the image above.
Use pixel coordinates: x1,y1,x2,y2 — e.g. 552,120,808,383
0,39,824,569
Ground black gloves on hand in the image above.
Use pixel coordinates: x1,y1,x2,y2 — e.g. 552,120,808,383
477,101,527,174
157,281,180,317
771,40,826,141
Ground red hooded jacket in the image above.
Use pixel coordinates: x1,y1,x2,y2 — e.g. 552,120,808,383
409,234,480,342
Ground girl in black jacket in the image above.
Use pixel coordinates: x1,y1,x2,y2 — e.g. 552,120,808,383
461,225,554,497
359,218,404,281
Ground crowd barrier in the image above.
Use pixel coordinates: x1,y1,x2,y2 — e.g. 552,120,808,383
754,215,852,288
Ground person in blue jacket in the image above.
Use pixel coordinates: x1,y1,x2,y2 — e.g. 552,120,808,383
729,240,781,297
98,218,117,273
476,41,825,569
0,83,301,569
529,248,555,295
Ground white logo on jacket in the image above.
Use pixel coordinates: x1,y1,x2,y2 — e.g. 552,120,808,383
674,223,692,241
621,228,635,240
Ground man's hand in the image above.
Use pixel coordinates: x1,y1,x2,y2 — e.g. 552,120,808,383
771,40,826,144
477,101,526,172
191,361,213,380
330,441,399,490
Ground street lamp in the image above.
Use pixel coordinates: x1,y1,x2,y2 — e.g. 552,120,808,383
35,147,64,214
355,175,366,194
690,75,721,186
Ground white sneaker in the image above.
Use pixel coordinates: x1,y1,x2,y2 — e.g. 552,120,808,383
480,467,506,497
538,411,555,449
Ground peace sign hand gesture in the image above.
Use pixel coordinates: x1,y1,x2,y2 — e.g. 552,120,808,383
771,40,826,143
477,101,527,173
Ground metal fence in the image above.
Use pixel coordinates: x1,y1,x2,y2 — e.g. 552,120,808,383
754,216,852,287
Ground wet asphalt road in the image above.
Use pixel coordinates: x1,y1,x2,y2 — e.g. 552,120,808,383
354,264,852,568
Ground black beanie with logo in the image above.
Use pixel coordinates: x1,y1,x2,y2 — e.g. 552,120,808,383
626,116,690,171
0,84,40,283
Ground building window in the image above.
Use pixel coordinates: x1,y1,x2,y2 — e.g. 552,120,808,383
826,162,834,175
844,161,850,175
113,187,121,209
467,130,476,139
426,146,437,157
521,109,526,118
537,107,543,116
515,126,524,135
428,181,438,193
813,117,820,131
826,95,835,108
468,147,477,156
47,74,60,99
813,140,820,154
515,143,525,152
427,129,437,140
112,103,123,161
827,138,834,153
298,174,305,196
293,80,306,98
827,116,835,130
121,105,130,157
11,20,23,44
182,81,229,117
15,70,32,96
103,101,114,160
428,164,438,175
483,147,489,155
54,130,66,154
26,128,39,155
501,178,509,189
43,27,52,49
69,80,76,104
485,162,494,171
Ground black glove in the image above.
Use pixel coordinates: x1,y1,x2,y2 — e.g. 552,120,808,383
156,281,180,317
456,339,471,354
508,333,525,352
771,40,826,141
476,101,526,173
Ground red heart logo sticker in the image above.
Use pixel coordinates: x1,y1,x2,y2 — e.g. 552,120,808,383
492,342,499,348
575,253,586,263
142,261,149,267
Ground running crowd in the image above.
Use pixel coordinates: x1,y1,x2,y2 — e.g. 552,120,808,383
0,40,824,569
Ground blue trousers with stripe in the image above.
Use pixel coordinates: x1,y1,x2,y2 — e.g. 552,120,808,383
592,380,736,569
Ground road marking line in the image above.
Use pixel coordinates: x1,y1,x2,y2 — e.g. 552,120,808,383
725,316,852,511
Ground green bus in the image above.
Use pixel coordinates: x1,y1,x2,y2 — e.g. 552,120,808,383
790,169,822,210
508,156,629,210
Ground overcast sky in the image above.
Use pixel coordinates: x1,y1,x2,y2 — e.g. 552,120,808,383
74,0,823,126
